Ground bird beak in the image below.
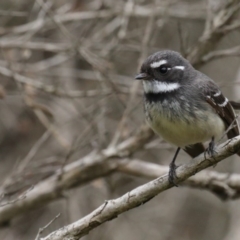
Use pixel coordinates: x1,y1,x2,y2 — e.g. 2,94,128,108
135,73,150,80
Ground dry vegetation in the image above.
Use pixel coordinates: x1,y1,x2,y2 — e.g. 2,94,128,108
0,0,240,239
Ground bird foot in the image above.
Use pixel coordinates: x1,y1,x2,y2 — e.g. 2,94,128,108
204,137,217,159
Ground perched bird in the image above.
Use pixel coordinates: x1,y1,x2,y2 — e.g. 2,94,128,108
135,50,240,185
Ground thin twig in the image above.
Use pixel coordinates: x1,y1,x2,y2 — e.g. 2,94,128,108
41,136,240,240
35,213,60,240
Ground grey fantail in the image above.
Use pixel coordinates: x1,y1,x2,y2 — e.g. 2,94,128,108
135,50,240,185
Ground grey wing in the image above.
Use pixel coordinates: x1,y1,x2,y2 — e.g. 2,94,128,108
183,82,240,158
203,81,239,140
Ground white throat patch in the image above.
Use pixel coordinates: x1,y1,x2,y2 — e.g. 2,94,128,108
143,80,180,93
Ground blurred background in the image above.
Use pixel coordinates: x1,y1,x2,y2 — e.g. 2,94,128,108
0,0,240,239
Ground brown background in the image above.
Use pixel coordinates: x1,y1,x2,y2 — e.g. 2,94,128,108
0,0,240,239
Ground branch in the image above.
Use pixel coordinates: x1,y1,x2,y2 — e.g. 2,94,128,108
0,3,206,35
219,20,240,33
201,45,240,63
41,136,240,240
0,41,70,52
0,126,153,225
0,0,238,231
118,159,240,200
35,214,60,240
1,129,240,226
187,0,240,66
0,65,136,98
0,10,28,17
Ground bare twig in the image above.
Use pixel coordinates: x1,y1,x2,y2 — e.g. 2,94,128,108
1,131,240,226
218,20,240,33
0,0,239,238
187,0,240,66
41,135,240,240
35,213,60,240
0,65,135,98
109,11,155,147
0,3,206,35
0,125,153,225
0,186,34,207
0,41,70,52
202,45,240,63
118,159,240,200
17,131,51,173
0,10,28,17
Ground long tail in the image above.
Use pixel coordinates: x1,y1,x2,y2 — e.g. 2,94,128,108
229,100,240,156
183,143,205,158
230,101,240,110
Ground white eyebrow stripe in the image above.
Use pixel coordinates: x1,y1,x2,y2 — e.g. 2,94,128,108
174,66,185,70
143,81,180,93
150,59,167,68
218,97,228,107
213,91,221,97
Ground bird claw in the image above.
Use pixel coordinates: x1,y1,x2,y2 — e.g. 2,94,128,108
204,137,217,159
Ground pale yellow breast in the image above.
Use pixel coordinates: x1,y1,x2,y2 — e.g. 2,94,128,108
146,104,225,147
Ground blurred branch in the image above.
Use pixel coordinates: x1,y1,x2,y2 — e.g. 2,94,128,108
0,0,238,225
187,0,240,66
0,0,239,235
118,0,135,39
35,213,60,240
109,10,155,147
2,131,240,226
0,41,70,52
118,159,240,200
0,126,154,225
17,131,51,173
219,20,240,33
0,10,28,17
0,65,136,98
0,186,33,207
0,2,205,35
42,136,240,240
201,45,240,63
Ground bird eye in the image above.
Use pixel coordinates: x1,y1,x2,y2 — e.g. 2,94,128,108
159,65,169,75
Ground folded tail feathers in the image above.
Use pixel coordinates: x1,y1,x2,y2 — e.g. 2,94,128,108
183,143,205,158
230,100,240,110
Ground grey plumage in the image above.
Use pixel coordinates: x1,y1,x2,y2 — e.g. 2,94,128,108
139,50,231,148
135,50,240,183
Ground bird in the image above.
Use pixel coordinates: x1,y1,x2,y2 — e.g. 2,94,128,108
135,50,240,185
